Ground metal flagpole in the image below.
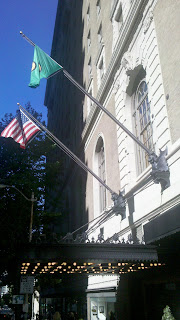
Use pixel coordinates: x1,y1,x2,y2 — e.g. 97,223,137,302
63,69,152,155
18,104,113,195
20,32,170,192
20,31,151,155
29,192,34,243
18,103,126,216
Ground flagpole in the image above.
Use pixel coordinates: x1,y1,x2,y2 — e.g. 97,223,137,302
19,32,170,192
19,31,151,156
18,103,115,196
20,31,35,47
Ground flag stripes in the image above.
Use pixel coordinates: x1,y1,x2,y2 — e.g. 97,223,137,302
1,109,40,149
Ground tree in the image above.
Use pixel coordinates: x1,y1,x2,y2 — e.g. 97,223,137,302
162,305,175,320
0,103,63,285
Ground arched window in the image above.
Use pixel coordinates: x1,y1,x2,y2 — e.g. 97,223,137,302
95,137,106,213
133,80,153,174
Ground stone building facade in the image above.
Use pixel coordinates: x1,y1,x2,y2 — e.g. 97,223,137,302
45,0,180,319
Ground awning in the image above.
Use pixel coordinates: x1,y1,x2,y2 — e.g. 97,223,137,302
144,204,180,244
20,242,162,276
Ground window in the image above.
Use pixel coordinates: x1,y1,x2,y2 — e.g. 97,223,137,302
90,296,116,320
114,3,123,31
95,39,105,87
87,5,90,25
97,24,103,48
96,0,101,17
110,1,123,49
96,137,106,212
133,80,153,174
99,58,104,80
88,57,92,80
87,31,91,52
96,52,105,88
87,87,93,115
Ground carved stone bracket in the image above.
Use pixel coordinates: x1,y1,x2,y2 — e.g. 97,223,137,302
111,190,126,218
121,51,133,75
149,147,170,192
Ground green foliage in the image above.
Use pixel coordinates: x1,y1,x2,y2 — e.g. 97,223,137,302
0,103,63,285
0,292,12,307
162,305,175,320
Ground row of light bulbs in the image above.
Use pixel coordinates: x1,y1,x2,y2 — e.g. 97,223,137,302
20,261,164,275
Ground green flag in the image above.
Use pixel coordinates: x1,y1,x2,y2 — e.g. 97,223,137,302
29,45,63,88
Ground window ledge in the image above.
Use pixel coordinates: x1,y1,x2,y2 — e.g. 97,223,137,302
95,42,104,66
87,75,93,91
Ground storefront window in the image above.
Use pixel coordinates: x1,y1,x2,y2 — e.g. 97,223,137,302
90,297,116,320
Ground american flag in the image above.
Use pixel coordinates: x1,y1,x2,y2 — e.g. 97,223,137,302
1,109,40,149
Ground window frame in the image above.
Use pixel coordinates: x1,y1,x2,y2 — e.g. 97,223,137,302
87,5,90,25
114,4,123,31
99,58,104,80
94,136,107,214
87,30,91,52
110,1,123,49
88,57,92,80
96,0,101,18
97,24,103,48
133,79,153,175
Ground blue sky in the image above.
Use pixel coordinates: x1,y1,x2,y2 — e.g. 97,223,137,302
0,1,58,122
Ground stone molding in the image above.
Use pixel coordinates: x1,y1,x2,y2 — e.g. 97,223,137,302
121,51,133,74
82,0,149,141
143,9,153,33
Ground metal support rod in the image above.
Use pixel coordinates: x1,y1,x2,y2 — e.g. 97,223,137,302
63,70,152,155
18,104,115,195
20,31,152,156
29,192,34,243
20,31,170,192
0,184,37,242
24,293,28,320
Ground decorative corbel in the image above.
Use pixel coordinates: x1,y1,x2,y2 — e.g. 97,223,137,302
149,147,170,192
111,190,126,218
121,51,133,76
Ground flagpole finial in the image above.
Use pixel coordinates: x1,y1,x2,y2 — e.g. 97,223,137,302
20,31,35,47
17,103,20,106
20,31,24,37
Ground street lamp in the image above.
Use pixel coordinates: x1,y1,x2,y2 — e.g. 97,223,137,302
0,184,37,242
